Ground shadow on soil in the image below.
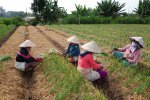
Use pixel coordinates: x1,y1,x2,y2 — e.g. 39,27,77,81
92,77,124,100
21,70,34,100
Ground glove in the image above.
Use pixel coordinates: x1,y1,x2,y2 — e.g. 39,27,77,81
121,57,127,60
66,54,71,58
113,48,118,51
35,58,43,62
62,52,67,56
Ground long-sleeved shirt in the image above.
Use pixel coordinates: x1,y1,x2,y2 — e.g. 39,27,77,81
78,53,101,69
118,44,141,64
16,48,35,63
66,43,80,57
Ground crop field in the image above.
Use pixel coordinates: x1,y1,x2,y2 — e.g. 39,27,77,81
0,24,16,40
0,24,150,99
48,24,150,99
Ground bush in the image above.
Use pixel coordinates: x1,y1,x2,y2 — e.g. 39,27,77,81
3,19,11,25
29,19,40,26
0,17,25,26
61,15,150,24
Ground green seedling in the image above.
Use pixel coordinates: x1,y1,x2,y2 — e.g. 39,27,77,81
0,55,12,62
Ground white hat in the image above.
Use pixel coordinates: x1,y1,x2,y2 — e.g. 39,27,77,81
81,41,101,53
130,37,144,48
19,40,36,47
67,35,80,44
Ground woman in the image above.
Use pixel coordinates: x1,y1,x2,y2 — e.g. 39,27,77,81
64,35,80,63
112,37,144,66
15,40,43,71
77,41,107,81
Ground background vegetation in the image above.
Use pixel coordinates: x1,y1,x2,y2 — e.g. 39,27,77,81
0,24,16,40
0,17,25,26
30,0,150,24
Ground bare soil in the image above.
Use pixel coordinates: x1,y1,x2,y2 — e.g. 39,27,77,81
0,26,55,99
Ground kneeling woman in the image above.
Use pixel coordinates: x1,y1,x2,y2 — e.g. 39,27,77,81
112,37,144,66
65,36,80,63
15,40,43,71
77,41,107,81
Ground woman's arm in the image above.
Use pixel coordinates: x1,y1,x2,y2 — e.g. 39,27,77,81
88,54,101,69
127,52,141,64
118,44,130,52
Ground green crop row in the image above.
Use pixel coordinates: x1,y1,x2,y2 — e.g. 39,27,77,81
0,24,16,40
41,53,106,100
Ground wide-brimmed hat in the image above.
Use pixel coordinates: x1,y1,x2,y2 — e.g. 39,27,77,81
67,35,80,44
19,40,36,47
81,41,101,53
130,37,144,48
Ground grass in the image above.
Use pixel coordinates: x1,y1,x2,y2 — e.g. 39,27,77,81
0,24,16,40
47,24,150,99
0,24,15,73
41,53,106,100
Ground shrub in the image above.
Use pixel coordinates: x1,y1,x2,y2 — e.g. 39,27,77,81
61,15,150,24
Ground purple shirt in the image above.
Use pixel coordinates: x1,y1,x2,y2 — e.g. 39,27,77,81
118,44,141,64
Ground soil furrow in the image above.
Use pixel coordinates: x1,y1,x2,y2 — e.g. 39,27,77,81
0,26,28,99
34,26,65,53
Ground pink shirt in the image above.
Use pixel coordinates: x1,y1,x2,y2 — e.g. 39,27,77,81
118,44,141,64
78,53,100,69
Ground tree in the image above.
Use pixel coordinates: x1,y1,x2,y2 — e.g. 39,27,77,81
31,0,66,23
31,0,46,20
96,0,125,17
134,0,150,18
72,4,93,24
43,0,67,22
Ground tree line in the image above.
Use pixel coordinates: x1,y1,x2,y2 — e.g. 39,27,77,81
31,0,150,24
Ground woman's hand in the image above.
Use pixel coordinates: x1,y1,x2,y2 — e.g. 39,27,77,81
35,58,43,62
121,57,127,60
113,48,118,51
99,64,104,70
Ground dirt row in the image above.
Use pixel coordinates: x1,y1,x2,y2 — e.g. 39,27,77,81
0,26,56,99
0,26,27,99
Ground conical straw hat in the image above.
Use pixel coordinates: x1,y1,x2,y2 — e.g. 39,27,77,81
130,37,144,48
81,41,101,53
19,40,36,47
67,35,80,44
